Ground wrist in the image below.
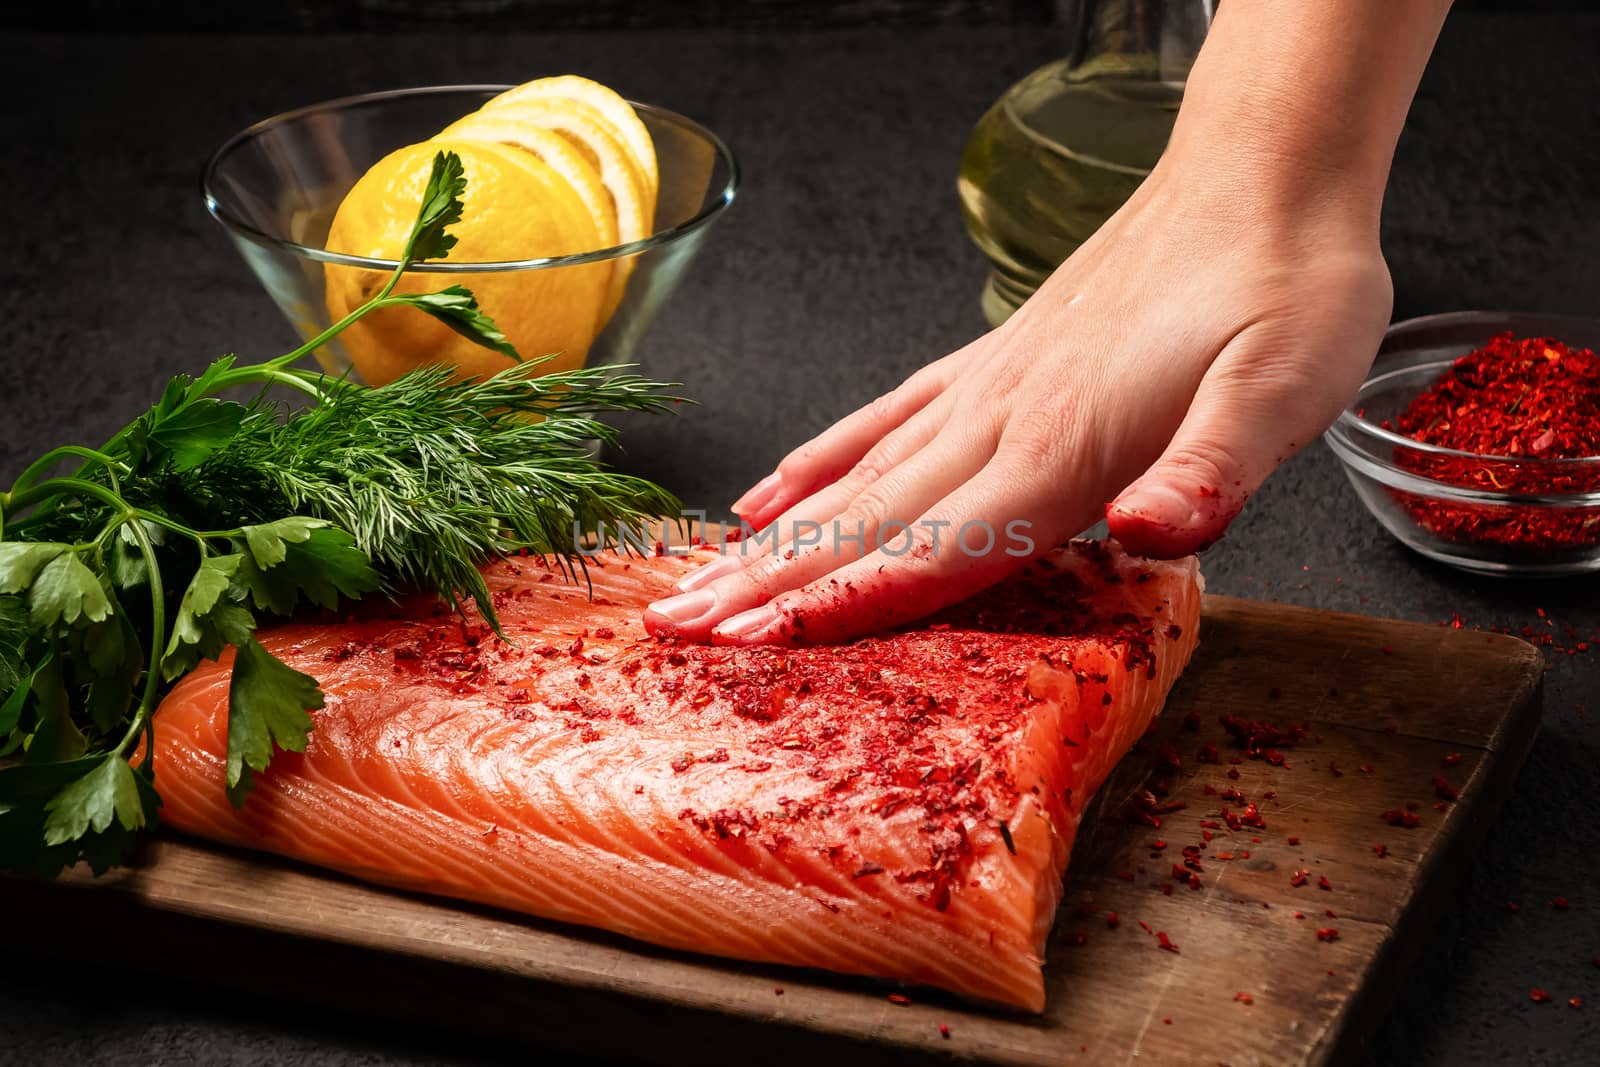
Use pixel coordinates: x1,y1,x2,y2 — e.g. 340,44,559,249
1160,0,1451,225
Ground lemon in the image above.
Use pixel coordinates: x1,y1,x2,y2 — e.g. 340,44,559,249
324,139,613,387
439,110,649,323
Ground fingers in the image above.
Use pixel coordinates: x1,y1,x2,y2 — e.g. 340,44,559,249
731,342,982,528
1106,315,1378,557
646,420,999,641
710,452,1064,646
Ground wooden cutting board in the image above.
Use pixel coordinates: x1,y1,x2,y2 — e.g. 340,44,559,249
1,595,1540,1066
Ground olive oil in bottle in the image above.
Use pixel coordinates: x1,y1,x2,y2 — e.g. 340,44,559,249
958,0,1209,326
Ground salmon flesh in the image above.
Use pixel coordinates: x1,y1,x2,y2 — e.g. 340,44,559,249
152,540,1200,1010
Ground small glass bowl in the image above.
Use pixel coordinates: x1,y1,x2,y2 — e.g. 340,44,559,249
201,85,738,382
1325,311,1600,576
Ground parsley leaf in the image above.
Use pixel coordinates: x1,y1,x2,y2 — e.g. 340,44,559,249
161,553,255,680
29,551,112,628
41,754,158,845
404,150,467,263
148,397,248,472
240,516,327,569
107,519,165,590
387,286,520,360
237,521,381,611
0,542,71,594
224,637,324,806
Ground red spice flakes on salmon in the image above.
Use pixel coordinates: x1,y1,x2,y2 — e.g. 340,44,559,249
148,541,1200,1013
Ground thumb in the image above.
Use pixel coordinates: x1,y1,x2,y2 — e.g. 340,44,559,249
1106,319,1373,558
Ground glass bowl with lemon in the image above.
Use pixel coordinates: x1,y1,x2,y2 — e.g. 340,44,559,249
202,78,737,386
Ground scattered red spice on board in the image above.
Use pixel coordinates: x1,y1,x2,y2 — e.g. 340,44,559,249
1530,988,1553,1004
1372,844,1388,858
1443,753,1464,767
774,986,784,995
1067,931,1089,947
887,993,912,1006
939,1023,951,1039
1290,869,1310,888
1316,927,1340,943
1156,931,1180,954
1571,998,1584,1010
1218,714,1308,754
1381,808,1422,829
1552,897,1570,911
1106,911,1120,929
1318,876,1333,891
1387,333,1600,553
1433,776,1460,801
1234,992,1254,1005
1288,836,1301,846
1508,901,1521,914
1294,911,1305,919
1162,1017,1172,1025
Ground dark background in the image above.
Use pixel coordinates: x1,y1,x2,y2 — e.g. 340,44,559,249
0,0,1587,32
3,2,1599,1066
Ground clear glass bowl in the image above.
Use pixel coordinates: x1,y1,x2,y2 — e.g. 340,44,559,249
202,85,738,382
1325,311,1600,577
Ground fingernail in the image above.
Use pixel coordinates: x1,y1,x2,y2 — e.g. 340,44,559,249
1112,484,1196,529
732,472,783,518
712,604,783,644
674,554,743,593
644,588,719,628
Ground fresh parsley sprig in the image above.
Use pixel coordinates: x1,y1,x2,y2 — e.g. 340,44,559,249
0,151,682,875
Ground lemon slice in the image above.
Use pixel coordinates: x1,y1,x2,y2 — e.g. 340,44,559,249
481,76,659,207
324,139,612,387
434,117,618,251
440,110,647,324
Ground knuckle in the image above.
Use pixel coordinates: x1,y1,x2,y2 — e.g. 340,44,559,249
863,389,905,427
840,483,895,531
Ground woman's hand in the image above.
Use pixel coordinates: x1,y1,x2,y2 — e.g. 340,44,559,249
644,161,1390,644
642,0,1449,647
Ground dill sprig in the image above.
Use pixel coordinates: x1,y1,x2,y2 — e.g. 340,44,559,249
183,361,683,619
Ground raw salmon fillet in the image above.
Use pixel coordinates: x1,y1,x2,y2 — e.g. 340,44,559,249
152,539,1200,1010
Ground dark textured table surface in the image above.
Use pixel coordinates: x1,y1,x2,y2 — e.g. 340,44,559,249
5,15,1599,1065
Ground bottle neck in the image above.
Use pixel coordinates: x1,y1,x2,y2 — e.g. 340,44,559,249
1067,0,1213,88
